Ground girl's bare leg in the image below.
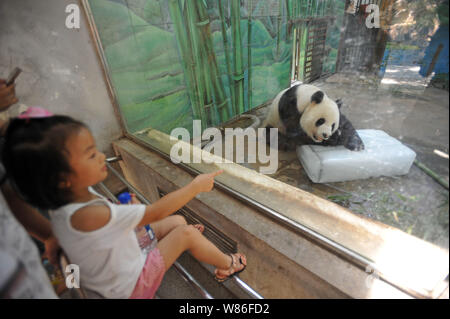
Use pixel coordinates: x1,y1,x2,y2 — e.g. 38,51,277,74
150,215,187,240
150,215,204,241
157,224,232,272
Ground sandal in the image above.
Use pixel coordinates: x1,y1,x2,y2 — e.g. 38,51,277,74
214,253,247,283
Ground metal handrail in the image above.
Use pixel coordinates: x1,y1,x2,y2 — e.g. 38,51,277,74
103,158,263,299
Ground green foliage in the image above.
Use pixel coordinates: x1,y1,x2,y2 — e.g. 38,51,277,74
104,26,179,70
88,0,147,47
251,59,291,107
111,71,186,106
121,90,192,134
142,0,164,26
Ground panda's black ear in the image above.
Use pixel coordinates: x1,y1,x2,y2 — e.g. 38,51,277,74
335,99,343,109
311,91,324,104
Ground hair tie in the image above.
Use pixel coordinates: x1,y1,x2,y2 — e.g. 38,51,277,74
18,106,53,120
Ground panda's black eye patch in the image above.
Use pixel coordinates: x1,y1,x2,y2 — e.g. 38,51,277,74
315,118,325,127
332,123,335,131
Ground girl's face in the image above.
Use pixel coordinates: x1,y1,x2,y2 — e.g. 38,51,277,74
65,127,107,194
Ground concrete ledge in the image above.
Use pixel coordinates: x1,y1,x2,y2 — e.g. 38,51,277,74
113,136,448,298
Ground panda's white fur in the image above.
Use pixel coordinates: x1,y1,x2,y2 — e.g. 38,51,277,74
263,84,340,143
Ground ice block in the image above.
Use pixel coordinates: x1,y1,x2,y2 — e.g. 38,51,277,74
297,129,416,183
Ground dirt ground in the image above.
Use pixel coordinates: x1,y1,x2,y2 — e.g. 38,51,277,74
236,71,449,249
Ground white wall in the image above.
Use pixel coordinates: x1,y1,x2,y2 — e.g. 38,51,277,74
0,0,122,153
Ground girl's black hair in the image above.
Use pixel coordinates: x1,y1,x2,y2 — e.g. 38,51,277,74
2,115,87,210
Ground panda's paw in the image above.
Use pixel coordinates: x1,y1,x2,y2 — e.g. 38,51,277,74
345,137,365,151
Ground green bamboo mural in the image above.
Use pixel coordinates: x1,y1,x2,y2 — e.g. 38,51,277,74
86,0,343,137
247,0,253,112
168,0,205,124
185,0,209,127
195,0,231,124
218,0,235,115
276,0,283,59
285,0,291,36
231,0,245,115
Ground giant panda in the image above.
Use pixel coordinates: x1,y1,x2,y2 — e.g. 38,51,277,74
263,84,364,151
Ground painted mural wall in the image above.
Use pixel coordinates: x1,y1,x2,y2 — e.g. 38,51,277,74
87,0,299,135
88,0,342,133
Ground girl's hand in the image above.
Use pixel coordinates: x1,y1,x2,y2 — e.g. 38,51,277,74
43,236,61,267
130,193,141,204
191,170,223,193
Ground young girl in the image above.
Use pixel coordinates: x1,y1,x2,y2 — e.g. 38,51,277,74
2,114,246,299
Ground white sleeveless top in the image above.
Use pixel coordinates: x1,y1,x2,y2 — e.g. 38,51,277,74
49,188,147,298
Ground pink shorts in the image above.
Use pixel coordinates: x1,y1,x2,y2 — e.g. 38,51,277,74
129,248,166,299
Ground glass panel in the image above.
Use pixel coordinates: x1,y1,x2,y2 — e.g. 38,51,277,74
85,0,449,254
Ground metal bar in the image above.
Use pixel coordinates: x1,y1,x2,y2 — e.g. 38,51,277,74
308,34,327,40
233,277,264,299
105,156,122,164
97,182,119,203
289,15,335,24
173,263,214,299
105,162,149,205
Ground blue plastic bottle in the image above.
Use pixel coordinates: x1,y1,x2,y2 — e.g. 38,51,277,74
118,192,155,254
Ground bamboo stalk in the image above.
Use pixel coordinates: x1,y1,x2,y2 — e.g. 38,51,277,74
291,27,297,81
218,0,235,118
414,160,449,190
185,0,208,127
186,0,217,127
231,0,245,115
276,0,283,59
285,0,291,37
291,0,297,82
167,0,203,123
201,45,216,125
247,0,253,111
196,0,230,124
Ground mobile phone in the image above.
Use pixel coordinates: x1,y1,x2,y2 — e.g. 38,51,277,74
6,67,22,86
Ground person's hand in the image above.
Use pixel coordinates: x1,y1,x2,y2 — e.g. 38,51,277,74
130,193,141,204
191,170,223,194
0,79,18,111
43,236,61,267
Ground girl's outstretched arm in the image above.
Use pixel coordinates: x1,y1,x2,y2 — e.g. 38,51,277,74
137,170,223,227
